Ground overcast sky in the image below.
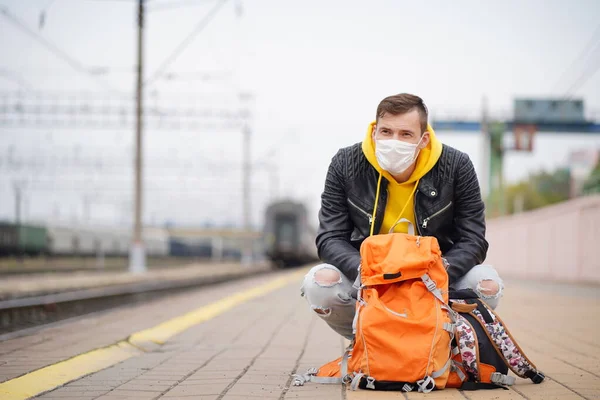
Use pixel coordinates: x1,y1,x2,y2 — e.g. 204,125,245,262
1,0,600,229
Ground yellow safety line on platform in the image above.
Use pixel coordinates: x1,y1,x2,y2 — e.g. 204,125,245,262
0,269,307,400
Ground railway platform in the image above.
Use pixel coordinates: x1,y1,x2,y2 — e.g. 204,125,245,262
0,265,599,400
0,262,271,301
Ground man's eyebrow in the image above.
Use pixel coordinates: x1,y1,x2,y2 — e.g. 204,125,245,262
380,126,415,134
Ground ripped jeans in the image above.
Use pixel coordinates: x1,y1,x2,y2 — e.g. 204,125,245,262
300,263,504,340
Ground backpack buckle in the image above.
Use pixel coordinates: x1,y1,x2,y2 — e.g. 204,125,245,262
491,372,516,386
416,375,435,393
422,274,437,292
525,370,545,384
365,376,376,389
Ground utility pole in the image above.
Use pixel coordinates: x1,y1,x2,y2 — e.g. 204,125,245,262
481,96,490,200
13,181,21,225
489,122,506,217
242,123,252,265
130,0,146,273
270,168,279,201
83,194,91,223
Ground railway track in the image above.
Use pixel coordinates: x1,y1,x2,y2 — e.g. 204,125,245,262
0,267,278,340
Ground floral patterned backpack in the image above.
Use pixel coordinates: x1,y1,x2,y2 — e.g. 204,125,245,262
446,289,545,390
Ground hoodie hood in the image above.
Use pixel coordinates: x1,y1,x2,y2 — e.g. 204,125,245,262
362,121,443,185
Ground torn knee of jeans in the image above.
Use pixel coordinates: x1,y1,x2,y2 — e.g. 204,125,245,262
311,305,331,316
313,268,342,287
337,292,352,302
476,279,503,299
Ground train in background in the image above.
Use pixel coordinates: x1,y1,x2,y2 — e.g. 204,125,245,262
0,223,47,257
263,200,319,267
0,200,320,266
0,223,169,257
0,222,248,260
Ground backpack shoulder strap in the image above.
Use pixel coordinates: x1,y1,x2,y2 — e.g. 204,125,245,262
465,300,545,384
460,381,509,391
455,313,481,382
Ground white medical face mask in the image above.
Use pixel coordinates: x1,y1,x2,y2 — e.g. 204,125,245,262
375,137,423,175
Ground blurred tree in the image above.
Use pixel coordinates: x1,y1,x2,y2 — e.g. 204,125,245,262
503,167,571,214
530,168,571,203
582,161,600,195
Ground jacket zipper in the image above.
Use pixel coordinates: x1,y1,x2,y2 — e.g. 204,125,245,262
421,201,453,229
348,198,373,225
414,190,422,235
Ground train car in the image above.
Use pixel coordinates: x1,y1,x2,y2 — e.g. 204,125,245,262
143,228,169,257
17,225,48,255
47,225,121,257
94,227,131,257
106,229,130,256
168,236,213,258
47,225,93,256
47,224,169,258
263,200,318,267
0,223,48,256
0,223,20,256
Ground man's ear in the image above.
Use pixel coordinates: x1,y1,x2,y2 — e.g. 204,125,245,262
420,132,430,149
372,125,377,140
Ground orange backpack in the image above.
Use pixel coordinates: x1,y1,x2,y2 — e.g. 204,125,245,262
293,228,546,392
294,225,456,392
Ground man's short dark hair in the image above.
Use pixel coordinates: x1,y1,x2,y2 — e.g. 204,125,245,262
376,93,428,133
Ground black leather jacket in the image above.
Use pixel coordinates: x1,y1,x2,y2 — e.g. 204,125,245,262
315,142,488,285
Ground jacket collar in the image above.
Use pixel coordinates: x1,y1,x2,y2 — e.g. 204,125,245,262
417,173,439,199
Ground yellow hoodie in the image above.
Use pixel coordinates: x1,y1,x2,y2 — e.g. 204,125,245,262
361,121,443,235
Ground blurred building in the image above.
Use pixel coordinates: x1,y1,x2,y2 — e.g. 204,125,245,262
514,99,586,124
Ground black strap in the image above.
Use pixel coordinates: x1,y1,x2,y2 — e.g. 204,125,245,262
525,370,545,384
475,299,494,323
449,288,479,299
465,298,494,323
358,378,415,391
460,381,509,391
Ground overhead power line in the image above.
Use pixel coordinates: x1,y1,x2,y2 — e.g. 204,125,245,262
564,43,600,99
0,90,250,130
83,0,139,3
144,0,230,85
0,5,124,96
553,22,600,95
